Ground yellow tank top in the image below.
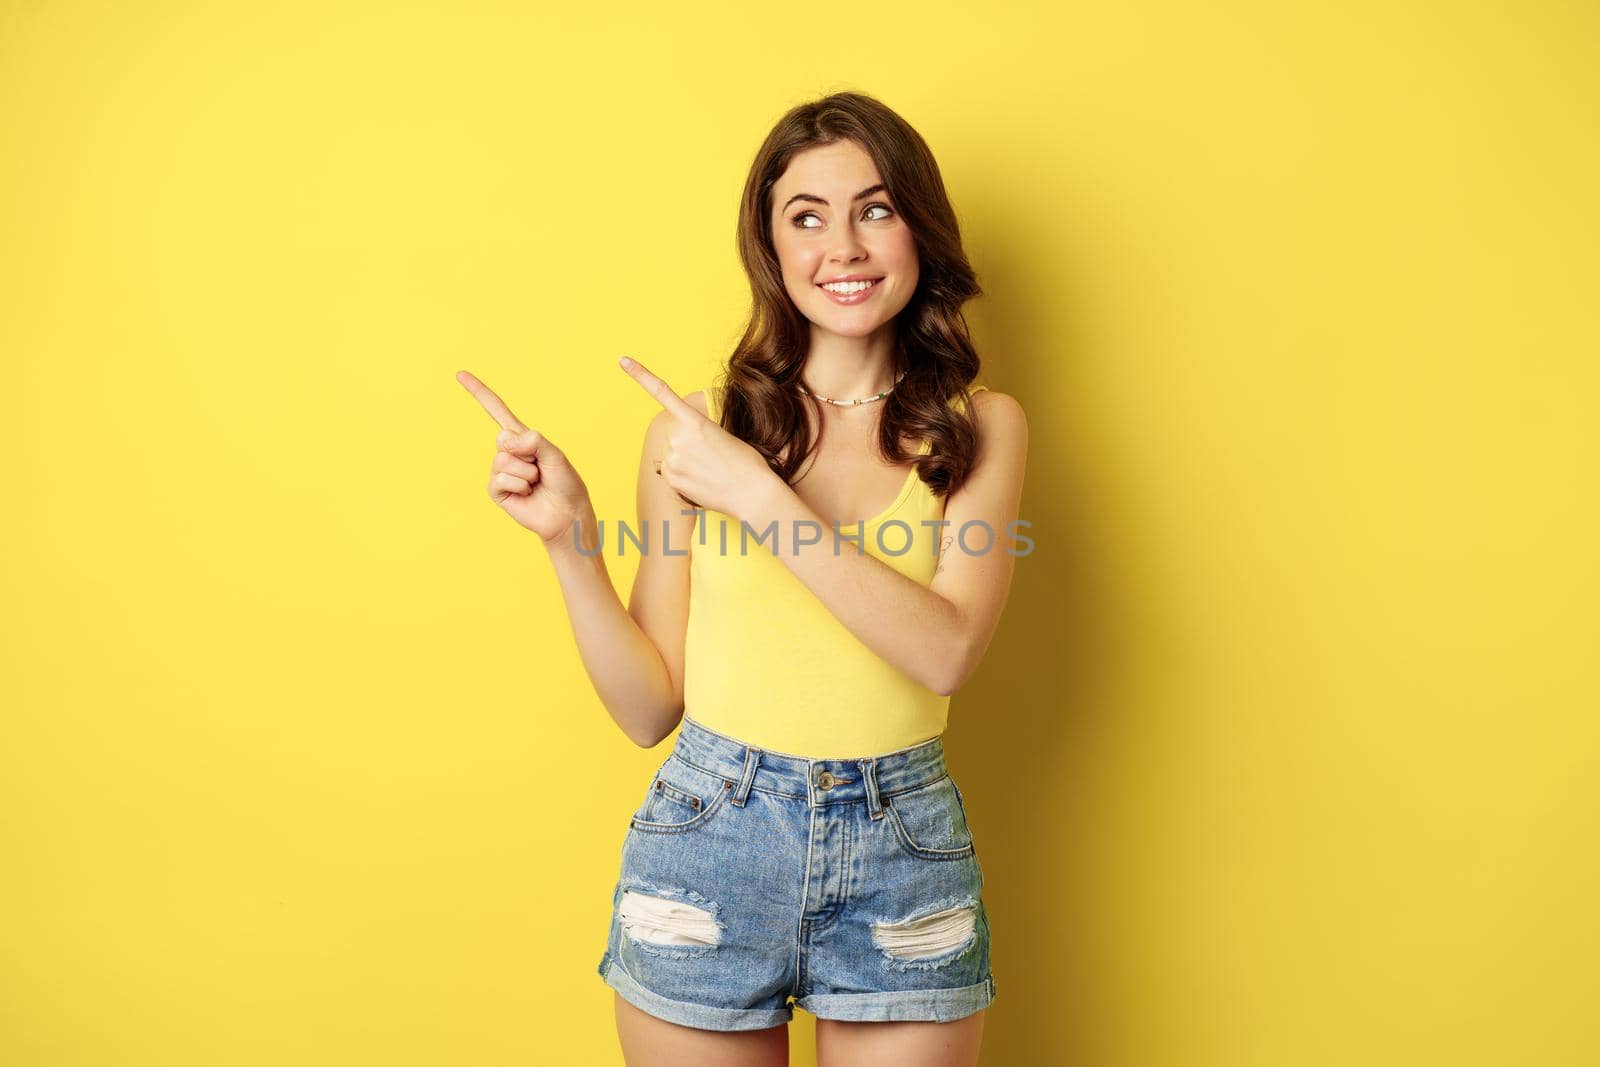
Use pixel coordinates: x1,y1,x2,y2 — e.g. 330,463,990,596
682,383,988,758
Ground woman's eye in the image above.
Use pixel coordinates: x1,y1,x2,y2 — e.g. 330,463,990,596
791,203,895,229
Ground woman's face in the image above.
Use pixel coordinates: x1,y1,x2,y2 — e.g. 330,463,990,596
769,139,920,339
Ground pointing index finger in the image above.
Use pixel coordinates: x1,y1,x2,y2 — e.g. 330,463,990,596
619,356,700,422
455,370,529,433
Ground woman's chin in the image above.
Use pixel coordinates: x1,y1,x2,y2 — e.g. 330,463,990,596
807,314,887,339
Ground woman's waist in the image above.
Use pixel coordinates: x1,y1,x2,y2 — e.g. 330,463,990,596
676,696,950,768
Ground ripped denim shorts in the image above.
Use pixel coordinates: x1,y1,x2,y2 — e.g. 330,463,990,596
596,714,996,1031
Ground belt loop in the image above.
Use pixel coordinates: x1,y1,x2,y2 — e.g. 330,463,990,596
859,757,885,820
732,746,762,806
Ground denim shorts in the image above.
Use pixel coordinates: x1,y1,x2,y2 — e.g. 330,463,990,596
596,714,996,1030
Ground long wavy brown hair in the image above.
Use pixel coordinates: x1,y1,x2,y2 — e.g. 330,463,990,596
715,91,986,499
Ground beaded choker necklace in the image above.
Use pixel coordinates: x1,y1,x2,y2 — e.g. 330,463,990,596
796,371,907,407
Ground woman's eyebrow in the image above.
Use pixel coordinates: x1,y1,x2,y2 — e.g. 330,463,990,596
781,183,887,212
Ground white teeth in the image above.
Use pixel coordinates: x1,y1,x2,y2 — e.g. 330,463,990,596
821,279,877,294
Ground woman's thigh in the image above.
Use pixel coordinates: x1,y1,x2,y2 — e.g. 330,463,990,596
816,1009,985,1067
615,992,789,1067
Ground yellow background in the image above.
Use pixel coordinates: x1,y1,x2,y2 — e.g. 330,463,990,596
3,2,1596,1063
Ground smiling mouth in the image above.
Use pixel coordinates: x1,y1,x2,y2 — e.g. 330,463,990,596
818,278,881,295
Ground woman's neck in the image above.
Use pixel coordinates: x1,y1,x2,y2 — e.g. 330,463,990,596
800,333,899,400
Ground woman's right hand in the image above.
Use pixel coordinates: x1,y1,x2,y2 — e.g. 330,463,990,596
456,369,594,549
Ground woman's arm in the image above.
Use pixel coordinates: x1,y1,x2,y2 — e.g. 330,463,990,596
543,393,705,748
747,390,1029,696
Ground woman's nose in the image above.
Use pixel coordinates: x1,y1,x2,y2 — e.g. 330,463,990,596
828,226,868,260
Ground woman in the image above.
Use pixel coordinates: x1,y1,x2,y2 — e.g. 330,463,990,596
458,91,1028,1066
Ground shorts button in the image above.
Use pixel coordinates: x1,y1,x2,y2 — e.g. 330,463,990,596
817,771,835,790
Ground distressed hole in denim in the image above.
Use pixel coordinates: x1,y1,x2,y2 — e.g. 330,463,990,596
618,886,723,958
871,900,978,969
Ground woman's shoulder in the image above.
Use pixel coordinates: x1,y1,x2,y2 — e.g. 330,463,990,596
951,383,1023,427
962,386,1028,474
964,383,1021,417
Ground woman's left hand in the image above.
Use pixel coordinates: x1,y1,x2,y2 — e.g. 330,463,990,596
619,356,782,524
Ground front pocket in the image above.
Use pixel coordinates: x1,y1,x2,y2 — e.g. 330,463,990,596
643,778,704,824
629,755,734,835
884,774,976,861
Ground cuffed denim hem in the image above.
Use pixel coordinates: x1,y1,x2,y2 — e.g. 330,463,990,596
598,951,794,1032
795,974,995,1023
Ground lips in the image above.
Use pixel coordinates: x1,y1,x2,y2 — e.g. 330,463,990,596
817,278,882,305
